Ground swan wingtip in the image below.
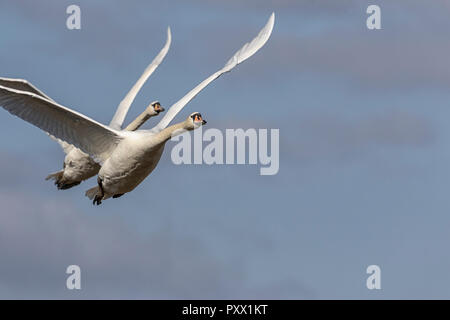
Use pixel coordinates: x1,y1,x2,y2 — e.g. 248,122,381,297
268,12,275,29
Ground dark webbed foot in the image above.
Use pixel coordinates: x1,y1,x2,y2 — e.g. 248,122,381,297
93,177,105,206
93,195,102,205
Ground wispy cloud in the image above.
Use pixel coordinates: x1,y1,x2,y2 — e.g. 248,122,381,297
0,191,312,299
285,109,435,164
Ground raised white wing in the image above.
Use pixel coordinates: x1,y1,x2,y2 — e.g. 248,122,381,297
0,85,124,162
0,78,76,153
151,13,274,132
109,27,172,130
0,77,52,100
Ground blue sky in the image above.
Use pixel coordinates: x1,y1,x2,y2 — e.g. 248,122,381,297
1,0,450,299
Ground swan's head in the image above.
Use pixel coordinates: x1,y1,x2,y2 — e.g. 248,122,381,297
188,112,207,130
147,101,165,116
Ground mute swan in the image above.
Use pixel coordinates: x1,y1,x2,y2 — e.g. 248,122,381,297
0,13,275,205
86,112,207,204
0,27,171,189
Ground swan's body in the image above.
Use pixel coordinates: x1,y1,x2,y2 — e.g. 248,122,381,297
0,27,171,189
87,115,205,202
46,101,165,189
90,132,166,199
0,13,275,204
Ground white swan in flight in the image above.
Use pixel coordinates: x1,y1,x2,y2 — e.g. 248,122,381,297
0,13,275,205
0,27,171,189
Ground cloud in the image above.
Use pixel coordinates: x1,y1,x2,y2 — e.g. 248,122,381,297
187,0,450,90
0,192,228,298
0,152,33,188
0,190,312,299
285,109,435,164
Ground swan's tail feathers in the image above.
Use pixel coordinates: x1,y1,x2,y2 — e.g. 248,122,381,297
45,170,63,182
45,170,81,190
85,186,100,200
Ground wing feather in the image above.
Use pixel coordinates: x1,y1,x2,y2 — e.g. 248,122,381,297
0,77,52,100
0,85,123,162
0,77,76,152
151,13,274,132
109,27,172,130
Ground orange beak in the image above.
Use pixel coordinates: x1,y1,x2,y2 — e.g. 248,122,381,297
154,104,164,113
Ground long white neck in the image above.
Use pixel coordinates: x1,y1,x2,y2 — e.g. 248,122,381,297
155,121,191,144
124,108,155,131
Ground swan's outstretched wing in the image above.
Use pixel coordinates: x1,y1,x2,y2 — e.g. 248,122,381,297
151,13,274,132
109,27,172,130
0,78,74,153
0,77,52,100
0,85,124,162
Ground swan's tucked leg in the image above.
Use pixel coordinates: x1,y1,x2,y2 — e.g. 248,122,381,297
113,193,124,199
93,177,104,206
